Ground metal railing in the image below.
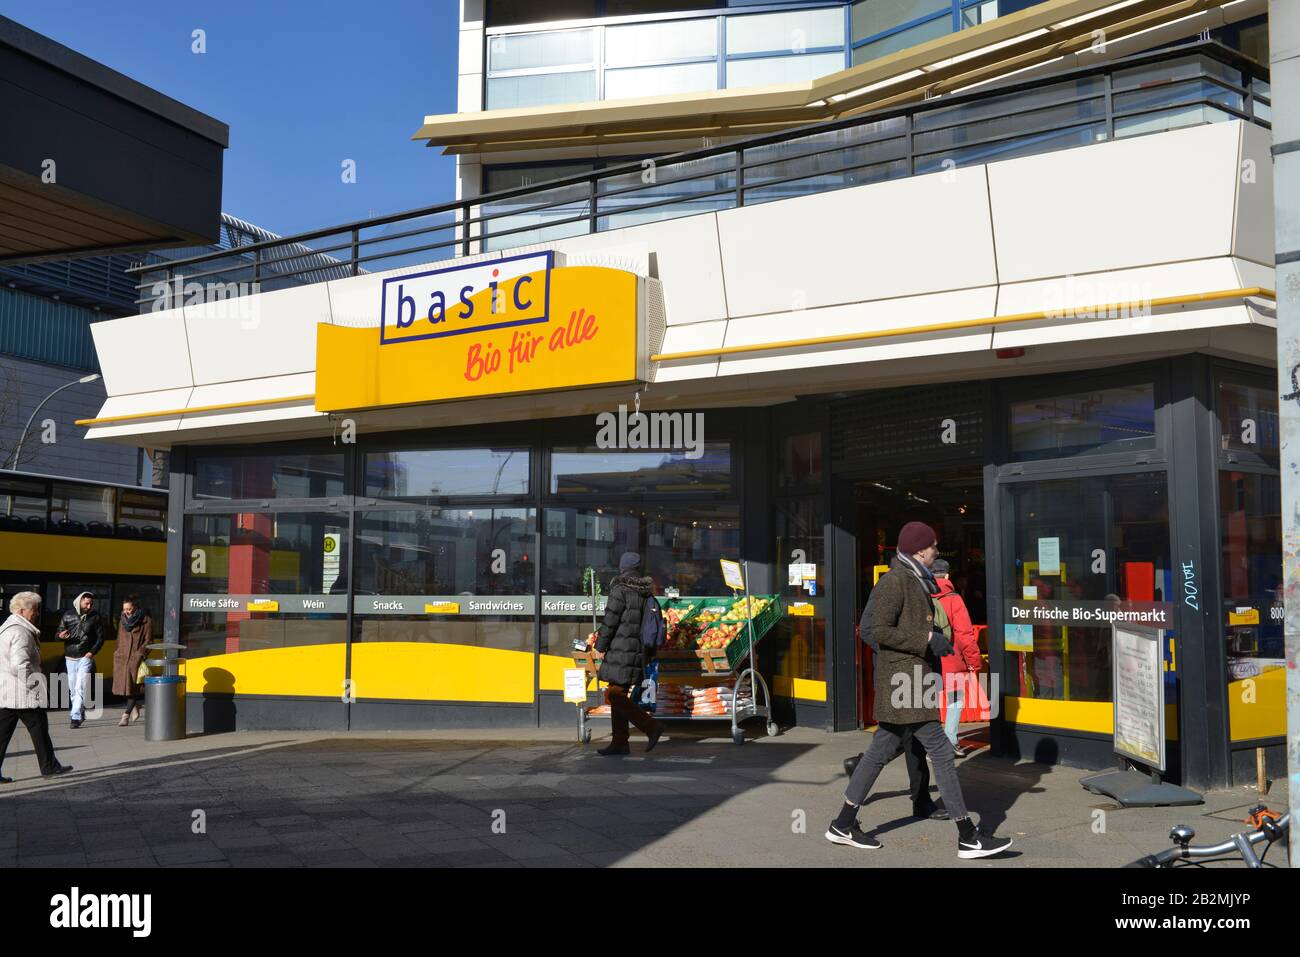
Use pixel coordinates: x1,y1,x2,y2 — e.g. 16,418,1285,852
128,41,1270,307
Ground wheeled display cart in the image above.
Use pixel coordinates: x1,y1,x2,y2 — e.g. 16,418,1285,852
572,593,782,746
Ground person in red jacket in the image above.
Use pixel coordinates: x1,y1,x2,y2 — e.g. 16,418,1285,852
932,560,983,757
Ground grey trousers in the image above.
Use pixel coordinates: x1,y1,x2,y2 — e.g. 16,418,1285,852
844,720,968,821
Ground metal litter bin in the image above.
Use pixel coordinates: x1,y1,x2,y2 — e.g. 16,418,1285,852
143,642,187,741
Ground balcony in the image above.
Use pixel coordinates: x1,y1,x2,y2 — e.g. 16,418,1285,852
130,42,1268,308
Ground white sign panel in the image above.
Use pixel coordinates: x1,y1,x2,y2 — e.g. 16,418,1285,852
563,668,589,704
1038,537,1060,576
1112,622,1165,771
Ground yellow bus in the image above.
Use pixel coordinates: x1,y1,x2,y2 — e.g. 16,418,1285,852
0,469,166,683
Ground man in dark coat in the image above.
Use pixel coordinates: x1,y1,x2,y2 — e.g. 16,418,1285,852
826,522,1013,860
58,591,105,729
592,552,664,756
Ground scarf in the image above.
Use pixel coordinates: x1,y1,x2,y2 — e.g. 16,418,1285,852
897,553,939,596
122,608,146,632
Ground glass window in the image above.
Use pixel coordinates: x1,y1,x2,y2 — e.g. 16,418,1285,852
193,451,344,501
771,496,826,686
605,61,719,99
0,478,46,530
1009,384,1156,461
487,71,598,109
49,482,115,534
605,18,717,66
351,508,537,658
488,29,595,72
1220,471,1284,740
181,511,349,658
354,508,536,596
852,14,950,64
777,431,824,492
550,442,733,496
1217,380,1279,465
726,8,845,56
364,448,530,499
117,490,167,539
1007,472,1170,704
541,504,739,656
726,50,845,88
852,0,950,44
183,512,349,596
961,1,1001,28
483,165,594,250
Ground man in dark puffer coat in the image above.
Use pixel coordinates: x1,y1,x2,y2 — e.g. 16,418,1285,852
592,552,664,756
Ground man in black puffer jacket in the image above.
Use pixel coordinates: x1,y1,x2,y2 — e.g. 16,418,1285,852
57,591,105,729
592,552,664,756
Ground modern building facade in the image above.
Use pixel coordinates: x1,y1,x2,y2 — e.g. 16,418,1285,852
80,0,1283,790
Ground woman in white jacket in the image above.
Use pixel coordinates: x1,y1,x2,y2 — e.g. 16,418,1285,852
0,591,71,782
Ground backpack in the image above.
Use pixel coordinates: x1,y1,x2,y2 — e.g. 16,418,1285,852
641,595,666,651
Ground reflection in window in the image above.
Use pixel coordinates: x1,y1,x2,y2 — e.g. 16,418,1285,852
1220,472,1283,669
0,478,47,529
364,448,530,499
1010,384,1155,461
770,497,826,685
541,504,739,656
777,431,823,492
50,482,114,533
1008,472,1169,703
354,508,536,596
851,14,950,64
488,29,595,72
193,452,344,500
183,512,349,596
550,443,732,496
1217,380,1279,464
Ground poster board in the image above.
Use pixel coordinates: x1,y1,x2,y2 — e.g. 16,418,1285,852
1111,622,1165,771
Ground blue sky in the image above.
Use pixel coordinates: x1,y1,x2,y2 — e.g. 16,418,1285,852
1,0,460,236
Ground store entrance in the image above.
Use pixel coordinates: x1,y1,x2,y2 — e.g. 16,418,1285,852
853,468,988,742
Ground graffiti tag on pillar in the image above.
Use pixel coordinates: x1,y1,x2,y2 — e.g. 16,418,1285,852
1181,560,1200,611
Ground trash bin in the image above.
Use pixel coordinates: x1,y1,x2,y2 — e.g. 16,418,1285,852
143,641,188,741
144,675,186,741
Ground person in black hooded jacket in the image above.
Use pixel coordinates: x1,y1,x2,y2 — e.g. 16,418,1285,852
591,552,664,756
57,591,104,729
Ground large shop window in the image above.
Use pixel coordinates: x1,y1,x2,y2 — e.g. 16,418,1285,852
181,511,349,658
1220,471,1284,741
1006,472,1170,704
352,508,536,653
363,448,530,500
541,504,739,657
1009,384,1156,461
549,443,733,496
193,451,345,501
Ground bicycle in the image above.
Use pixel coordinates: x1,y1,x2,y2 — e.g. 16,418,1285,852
1124,806,1290,868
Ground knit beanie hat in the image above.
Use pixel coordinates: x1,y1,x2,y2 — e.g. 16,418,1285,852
618,551,642,573
897,521,938,556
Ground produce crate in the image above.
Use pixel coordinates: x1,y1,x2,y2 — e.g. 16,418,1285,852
708,595,782,670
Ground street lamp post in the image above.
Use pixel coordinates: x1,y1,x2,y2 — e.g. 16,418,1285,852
4,373,101,471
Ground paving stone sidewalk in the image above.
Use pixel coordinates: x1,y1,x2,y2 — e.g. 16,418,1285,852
0,716,1288,868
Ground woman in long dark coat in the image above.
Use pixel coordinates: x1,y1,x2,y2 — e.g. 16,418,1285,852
111,595,152,726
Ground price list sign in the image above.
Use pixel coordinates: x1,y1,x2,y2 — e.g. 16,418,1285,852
1111,622,1165,771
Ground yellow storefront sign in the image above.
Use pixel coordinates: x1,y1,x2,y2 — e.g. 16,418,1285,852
316,253,646,412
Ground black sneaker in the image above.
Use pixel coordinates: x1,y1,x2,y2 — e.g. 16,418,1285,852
825,822,882,849
913,802,950,821
41,764,73,778
69,719,82,729
596,744,630,756
645,724,663,753
957,828,1013,859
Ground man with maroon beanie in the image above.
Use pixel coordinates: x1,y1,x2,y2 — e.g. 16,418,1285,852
825,521,1013,859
